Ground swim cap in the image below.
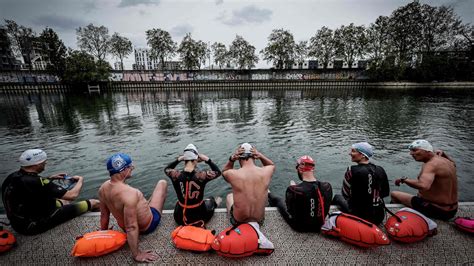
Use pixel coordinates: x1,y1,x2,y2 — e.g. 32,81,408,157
408,139,433,152
240,143,252,159
19,149,47,166
106,153,132,175
183,144,199,161
352,142,374,159
296,155,315,172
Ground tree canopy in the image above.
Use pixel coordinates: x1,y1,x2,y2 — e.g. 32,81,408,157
110,32,132,71
76,23,110,62
146,28,176,69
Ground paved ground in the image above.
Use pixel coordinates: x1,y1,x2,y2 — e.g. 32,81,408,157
1,204,473,265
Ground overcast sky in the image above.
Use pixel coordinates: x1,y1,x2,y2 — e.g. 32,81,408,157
1,0,473,68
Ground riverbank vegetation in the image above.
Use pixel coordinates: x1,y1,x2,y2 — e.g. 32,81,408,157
1,1,472,84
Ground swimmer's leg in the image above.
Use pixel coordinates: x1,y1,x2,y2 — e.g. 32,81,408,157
149,180,168,213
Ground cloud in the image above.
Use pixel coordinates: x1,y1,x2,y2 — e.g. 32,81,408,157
118,0,161,8
32,15,87,30
215,0,224,5
170,24,194,39
218,5,272,26
81,0,97,13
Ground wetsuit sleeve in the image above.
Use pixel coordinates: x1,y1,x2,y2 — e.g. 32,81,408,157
40,178,67,199
164,159,181,180
342,166,352,200
195,159,221,181
319,182,333,218
378,167,390,198
285,185,298,216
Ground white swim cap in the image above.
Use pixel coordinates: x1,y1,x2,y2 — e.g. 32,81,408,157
408,139,433,152
240,143,252,159
19,149,47,166
183,144,199,161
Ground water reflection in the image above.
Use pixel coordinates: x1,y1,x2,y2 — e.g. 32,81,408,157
0,87,473,212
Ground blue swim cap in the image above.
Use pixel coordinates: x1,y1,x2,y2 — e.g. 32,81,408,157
106,153,132,175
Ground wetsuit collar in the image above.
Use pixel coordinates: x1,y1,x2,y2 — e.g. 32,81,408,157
19,168,39,176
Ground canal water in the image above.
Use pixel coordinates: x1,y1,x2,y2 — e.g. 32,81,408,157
1,87,473,211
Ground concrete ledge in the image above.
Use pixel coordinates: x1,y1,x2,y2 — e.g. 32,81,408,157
1,204,473,264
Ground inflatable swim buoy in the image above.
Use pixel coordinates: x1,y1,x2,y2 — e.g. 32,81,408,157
71,230,127,257
384,207,437,243
321,212,390,248
454,217,474,234
0,226,16,253
211,222,274,258
171,225,215,252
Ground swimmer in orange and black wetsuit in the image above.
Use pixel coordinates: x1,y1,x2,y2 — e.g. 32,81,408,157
165,144,222,226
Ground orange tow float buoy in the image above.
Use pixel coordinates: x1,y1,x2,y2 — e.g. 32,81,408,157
71,230,127,257
321,212,390,248
0,226,16,253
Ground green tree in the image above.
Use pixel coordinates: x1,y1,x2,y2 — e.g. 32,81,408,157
229,35,258,69
62,50,111,85
261,29,296,69
76,23,111,62
4,20,36,69
145,28,176,69
308,27,335,68
387,1,423,67
333,23,367,68
109,32,132,71
419,4,463,53
177,33,200,70
366,16,391,67
39,27,67,78
211,42,230,69
294,41,308,66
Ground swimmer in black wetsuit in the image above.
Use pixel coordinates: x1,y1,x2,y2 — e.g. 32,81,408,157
1,149,100,235
268,155,332,232
164,144,222,226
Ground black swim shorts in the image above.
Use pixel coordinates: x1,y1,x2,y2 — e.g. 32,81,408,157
411,196,457,221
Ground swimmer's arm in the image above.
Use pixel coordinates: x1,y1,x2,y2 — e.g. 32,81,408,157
205,158,222,180
62,175,84,201
123,193,141,260
403,165,435,191
164,159,182,179
99,201,110,230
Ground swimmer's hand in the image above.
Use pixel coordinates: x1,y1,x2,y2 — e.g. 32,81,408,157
134,250,158,262
49,173,67,179
394,177,407,186
251,147,261,159
198,154,209,162
177,155,185,162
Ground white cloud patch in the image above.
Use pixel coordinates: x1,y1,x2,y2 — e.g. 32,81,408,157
218,5,272,26
118,0,161,8
32,15,86,30
170,24,194,39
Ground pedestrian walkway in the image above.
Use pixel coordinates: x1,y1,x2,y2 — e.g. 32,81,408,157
1,204,473,264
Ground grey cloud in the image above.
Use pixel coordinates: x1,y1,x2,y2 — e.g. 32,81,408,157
118,0,161,8
215,0,224,5
170,24,194,39
218,5,272,26
32,15,87,30
81,0,97,13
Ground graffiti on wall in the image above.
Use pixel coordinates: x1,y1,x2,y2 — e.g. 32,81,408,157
1,69,366,83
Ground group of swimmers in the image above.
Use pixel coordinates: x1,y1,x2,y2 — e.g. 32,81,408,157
1,139,458,262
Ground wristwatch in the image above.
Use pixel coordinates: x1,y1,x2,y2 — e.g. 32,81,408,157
401,176,408,184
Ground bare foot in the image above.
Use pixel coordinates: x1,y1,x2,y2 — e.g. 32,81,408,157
89,199,100,211
215,196,222,207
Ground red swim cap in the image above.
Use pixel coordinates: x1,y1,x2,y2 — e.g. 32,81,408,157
297,155,315,172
